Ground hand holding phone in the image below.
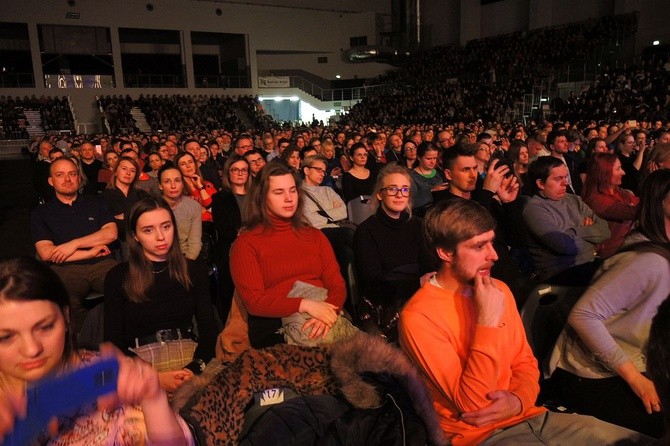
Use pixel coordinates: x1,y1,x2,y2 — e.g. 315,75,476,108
4,358,119,446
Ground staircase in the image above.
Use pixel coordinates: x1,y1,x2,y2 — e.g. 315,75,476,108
130,107,152,133
23,110,45,138
233,106,254,130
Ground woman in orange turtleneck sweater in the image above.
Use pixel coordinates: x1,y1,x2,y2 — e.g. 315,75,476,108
230,163,346,348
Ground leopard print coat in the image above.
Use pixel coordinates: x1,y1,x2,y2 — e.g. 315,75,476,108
172,332,448,446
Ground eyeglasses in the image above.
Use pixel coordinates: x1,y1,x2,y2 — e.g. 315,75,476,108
404,146,417,152
230,167,249,174
381,186,410,197
248,158,265,165
307,166,326,174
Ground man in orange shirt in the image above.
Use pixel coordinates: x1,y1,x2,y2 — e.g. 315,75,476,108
399,198,646,445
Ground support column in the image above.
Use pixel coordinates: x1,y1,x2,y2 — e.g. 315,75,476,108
459,0,481,45
27,23,43,88
182,30,195,89
109,27,124,88
529,0,553,30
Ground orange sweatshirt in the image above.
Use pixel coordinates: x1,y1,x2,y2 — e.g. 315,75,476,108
399,280,545,445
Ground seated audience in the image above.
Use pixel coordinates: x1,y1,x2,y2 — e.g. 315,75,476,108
646,294,670,445
0,256,193,445
101,156,149,252
212,154,252,315
159,165,202,260
581,153,639,258
30,156,118,336
523,156,610,285
279,146,302,173
410,142,446,215
98,150,119,186
104,197,217,392
616,132,645,193
300,155,347,228
506,139,529,187
147,151,165,179
229,162,346,348
401,139,418,170
342,142,376,202
547,170,670,437
354,164,435,338
175,151,217,225
243,149,266,178
399,198,647,445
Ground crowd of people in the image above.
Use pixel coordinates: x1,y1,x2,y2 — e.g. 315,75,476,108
2,10,670,445
0,95,75,139
97,94,270,135
3,109,667,443
347,13,658,127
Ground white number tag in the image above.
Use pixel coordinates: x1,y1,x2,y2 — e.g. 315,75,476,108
259,388,285,406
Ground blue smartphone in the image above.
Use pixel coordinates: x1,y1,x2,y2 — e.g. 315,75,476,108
4,357,119,446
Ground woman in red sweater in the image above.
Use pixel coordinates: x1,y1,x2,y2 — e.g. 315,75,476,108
230,162,346,348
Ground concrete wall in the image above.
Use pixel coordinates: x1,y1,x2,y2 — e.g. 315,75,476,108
481,0,529,38
0,0,393,84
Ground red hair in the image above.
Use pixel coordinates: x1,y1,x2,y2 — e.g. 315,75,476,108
582,153,618,199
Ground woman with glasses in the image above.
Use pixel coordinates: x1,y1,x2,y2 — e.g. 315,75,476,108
212,155,252,316
616,132,645,193
342,142,376,202
410,141,446,215
353,164,435,341
402,139,418,170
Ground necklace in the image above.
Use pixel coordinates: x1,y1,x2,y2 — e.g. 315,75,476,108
152,264,168,274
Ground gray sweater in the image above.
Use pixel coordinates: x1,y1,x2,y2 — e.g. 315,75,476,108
172,196,202,260
523,193,610,280
550,250,670,379
301,183,347,229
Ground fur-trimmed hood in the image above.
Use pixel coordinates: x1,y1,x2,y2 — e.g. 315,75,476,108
172,332,448,446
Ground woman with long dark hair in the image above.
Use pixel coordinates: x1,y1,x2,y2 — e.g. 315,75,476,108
104,197,217,392
212,154,252,316
0,256,193,444
175,151,217,224
230,162,346,348
341,142,375,202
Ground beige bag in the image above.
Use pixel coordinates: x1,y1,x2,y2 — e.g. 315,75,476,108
215,290,250,362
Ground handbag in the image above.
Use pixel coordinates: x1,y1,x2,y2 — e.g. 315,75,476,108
303,189,357,229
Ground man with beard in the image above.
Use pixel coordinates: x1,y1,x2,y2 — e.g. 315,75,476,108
399,198,645,445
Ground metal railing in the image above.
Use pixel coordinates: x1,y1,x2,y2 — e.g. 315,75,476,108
194,75,251,89
0,73,35,88
276,76,388,102
123,74,186,88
